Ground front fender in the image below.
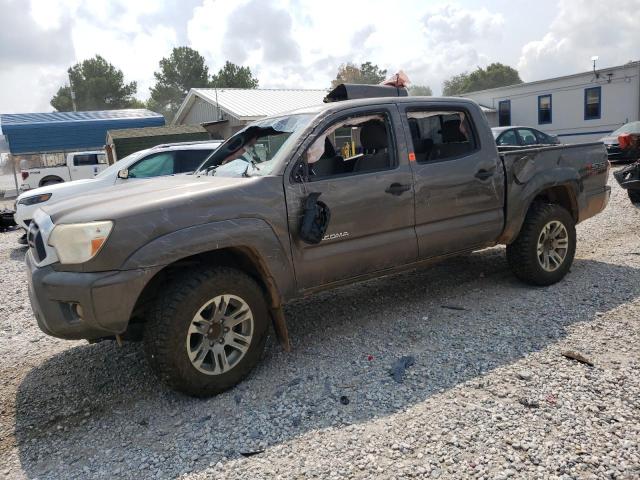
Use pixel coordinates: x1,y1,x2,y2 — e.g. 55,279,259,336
121,217,296,302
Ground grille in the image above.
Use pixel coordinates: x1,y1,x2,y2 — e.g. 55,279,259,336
27,221,47,263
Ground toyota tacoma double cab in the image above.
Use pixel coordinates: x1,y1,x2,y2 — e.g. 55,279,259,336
25,85,611,396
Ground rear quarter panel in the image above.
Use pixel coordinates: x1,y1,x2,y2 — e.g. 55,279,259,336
499,142,609,244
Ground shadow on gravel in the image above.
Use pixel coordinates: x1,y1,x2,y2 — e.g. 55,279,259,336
13,248,640,478
10,245,27,261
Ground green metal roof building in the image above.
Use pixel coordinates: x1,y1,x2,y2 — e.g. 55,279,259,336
106,124,211,161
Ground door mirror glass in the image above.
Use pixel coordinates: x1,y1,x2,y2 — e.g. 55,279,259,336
117,168,129,179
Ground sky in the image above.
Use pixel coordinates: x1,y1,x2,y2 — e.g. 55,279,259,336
0,0,639,113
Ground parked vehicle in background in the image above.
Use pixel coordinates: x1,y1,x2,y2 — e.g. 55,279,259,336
492,126,560,151
20,151,107,190
613,132,640,204
14,141,221,241
25,87,610,397
601,121,640,163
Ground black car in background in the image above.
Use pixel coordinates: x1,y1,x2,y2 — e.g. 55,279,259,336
600,121,640,163
492,126,560,151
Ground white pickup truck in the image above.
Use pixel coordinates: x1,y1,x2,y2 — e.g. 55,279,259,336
20,151,108,190
14,141,221,243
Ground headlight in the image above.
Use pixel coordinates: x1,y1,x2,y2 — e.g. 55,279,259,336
18,193,52,206
48,221,113,264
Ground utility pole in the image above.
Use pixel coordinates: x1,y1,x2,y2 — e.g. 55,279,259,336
68,70,77,112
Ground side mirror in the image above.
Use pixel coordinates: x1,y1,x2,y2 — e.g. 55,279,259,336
117,168,129,179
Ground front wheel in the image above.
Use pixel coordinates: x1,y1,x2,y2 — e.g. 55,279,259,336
629,189,640,204
506,203,576,286
143,267,269,397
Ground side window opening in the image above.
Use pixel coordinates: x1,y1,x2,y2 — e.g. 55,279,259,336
497,130,519,146
406,110,477,162
304,113,394,181
174,149,215,173
128,152,176,178
73,154,99,166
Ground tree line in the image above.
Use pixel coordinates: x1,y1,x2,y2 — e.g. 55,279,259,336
50,46,521,121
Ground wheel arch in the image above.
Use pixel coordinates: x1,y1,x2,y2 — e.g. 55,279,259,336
39,175,64,187
500,180,579,245
124,218,296,350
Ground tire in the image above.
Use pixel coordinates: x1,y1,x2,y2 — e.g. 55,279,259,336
629,189,640,204
506,202,576,286
143,266,269,397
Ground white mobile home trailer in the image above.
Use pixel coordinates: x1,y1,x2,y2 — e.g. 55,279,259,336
461,61,640,143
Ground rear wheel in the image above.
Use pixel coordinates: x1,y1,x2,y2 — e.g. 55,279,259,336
629,189,640,204
506,202,576,286
143,267,269,397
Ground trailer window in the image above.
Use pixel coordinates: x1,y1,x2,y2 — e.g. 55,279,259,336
498,100,511,127
584,87,601,120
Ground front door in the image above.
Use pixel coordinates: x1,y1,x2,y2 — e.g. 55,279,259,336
400,103,505,258
285,106,418,291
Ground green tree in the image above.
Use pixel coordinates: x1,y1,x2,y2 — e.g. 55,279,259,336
408,85,433,96
442,63,522,96
331,62,387,88
148,46,211,120
50,55,138,111
210,61,259,88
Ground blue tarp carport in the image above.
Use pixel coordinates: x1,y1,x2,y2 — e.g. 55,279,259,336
0,109,165,154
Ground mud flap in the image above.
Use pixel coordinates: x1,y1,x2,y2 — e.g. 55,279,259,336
270,307,291,352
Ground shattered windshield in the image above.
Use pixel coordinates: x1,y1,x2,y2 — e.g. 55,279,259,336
197,113,314,178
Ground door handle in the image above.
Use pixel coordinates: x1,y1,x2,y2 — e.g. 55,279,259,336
475,169,494,180
385,183,411,196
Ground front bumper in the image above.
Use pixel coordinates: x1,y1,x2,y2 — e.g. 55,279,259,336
26,251,158,340
613,162,640,191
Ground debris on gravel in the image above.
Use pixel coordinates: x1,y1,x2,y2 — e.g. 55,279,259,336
0,173,639,479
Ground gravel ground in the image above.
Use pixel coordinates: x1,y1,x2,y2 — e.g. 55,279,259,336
0,172,639,479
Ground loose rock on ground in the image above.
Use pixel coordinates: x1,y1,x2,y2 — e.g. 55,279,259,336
0,173,638,479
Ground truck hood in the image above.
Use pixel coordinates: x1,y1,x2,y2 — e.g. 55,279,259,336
39,173,287,272
17,178,99,202
42,174,260,224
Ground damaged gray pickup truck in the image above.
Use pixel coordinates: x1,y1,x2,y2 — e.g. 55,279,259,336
26,85,611,396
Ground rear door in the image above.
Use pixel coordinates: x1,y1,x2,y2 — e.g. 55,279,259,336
399,103,505,258
284,105,418,290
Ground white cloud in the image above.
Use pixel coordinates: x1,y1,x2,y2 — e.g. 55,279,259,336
3,0,637,113
187,0,507,93
518,0,640,80
422,4,504,43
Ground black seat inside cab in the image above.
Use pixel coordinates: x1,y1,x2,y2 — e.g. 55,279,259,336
354,120,390,172
310,137,345,178
431,118,471,160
